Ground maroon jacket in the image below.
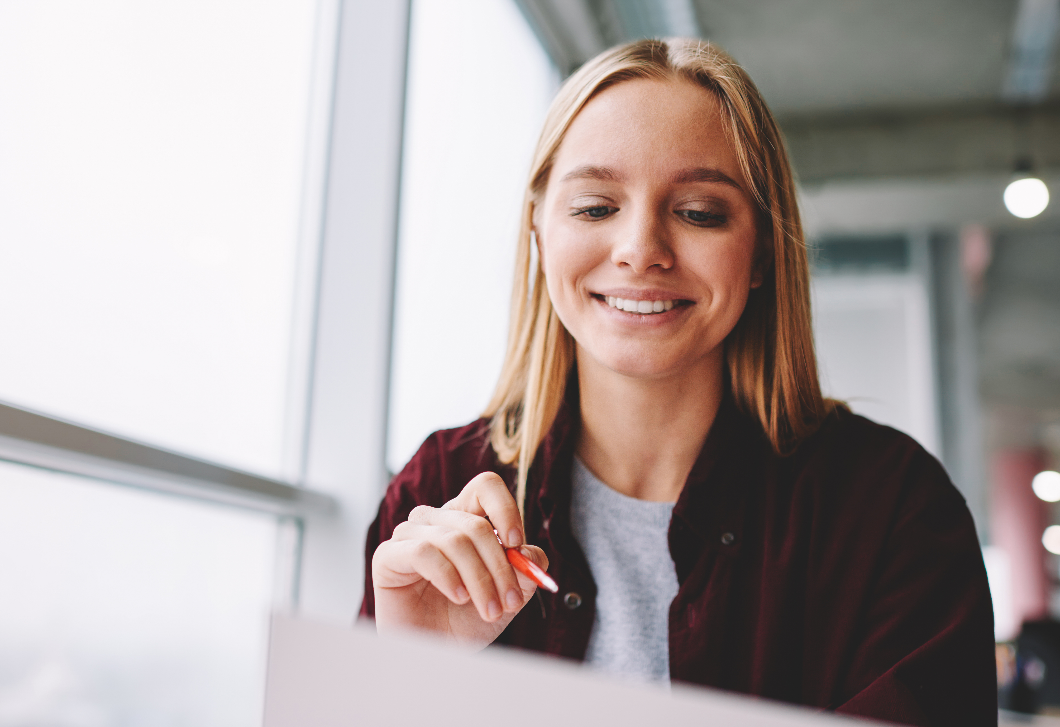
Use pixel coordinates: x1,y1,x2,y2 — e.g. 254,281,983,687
361,396,997,725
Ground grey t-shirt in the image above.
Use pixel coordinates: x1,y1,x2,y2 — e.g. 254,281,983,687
570,457,680,684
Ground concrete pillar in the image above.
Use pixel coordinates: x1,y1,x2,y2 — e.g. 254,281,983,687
991,448,1050,627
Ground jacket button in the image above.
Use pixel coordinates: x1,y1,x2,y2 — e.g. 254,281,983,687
720,532,736,545
563,592,582,610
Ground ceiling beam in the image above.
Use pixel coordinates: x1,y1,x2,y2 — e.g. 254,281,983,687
1002,0,1060,101
606,0,702,41
782,103,1060,186
512,0,607,75
514,0,704,76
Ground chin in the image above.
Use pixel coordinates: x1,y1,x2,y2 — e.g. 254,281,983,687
593,349,690,380
578,337,722,382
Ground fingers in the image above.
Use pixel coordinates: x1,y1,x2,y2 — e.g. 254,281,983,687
376,472,529,624
373,537,470,605
442,471,524,548
389,514,523,622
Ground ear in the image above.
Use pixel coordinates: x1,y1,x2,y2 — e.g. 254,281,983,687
750,226,773,289
530,198,543,250
750,263,764,289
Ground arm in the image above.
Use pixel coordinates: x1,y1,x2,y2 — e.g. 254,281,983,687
835,453,997,726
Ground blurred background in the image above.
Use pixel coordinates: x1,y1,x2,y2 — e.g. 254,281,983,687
0,0,1058,723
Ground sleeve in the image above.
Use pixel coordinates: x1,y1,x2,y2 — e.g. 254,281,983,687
358,432,448,621
834,450,998,726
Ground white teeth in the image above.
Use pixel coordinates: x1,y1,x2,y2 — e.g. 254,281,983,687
604,296,680,314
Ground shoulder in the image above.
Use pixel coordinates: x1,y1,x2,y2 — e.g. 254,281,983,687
791,414,994,718
797,408,953,490
780,408,970,536
385,418,506,509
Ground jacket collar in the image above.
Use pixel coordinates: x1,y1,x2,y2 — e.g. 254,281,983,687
531,380,579,524
672,393,767,546
530,380,769,542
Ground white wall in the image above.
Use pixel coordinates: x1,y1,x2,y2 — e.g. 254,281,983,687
812,264,941,457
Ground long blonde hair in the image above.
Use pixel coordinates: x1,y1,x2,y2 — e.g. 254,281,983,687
483,38,835,519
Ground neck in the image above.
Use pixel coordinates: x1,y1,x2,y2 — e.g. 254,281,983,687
575,350,725,502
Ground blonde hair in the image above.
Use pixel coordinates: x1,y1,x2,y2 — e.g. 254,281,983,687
482,38,835,519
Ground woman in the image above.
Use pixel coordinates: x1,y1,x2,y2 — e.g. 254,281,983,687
360,38,996,725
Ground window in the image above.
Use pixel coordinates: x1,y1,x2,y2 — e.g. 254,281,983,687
387,0,558,474
0,0,554,720
0,0,329,478
0,463,277,726
0,0,371,722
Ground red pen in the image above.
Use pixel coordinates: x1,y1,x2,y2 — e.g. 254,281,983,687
494,530,558,593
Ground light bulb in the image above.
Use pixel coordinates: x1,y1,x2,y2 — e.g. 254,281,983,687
1043,525,1060,554
1033,471,1060,502
1004,177,1049,218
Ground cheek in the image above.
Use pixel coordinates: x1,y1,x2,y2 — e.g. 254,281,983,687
695,237,757,291
729,229,760,281
720,242,759,319
541,229,601,294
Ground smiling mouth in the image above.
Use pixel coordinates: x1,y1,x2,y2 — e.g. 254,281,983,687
593,294,690,315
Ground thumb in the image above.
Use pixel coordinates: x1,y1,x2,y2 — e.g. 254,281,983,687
510,545,552,600
520,544,549,572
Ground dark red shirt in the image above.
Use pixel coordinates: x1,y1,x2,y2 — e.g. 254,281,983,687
360,396,997,725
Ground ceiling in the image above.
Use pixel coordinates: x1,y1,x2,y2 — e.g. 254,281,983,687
517,0,1060,189
693,0,1026,115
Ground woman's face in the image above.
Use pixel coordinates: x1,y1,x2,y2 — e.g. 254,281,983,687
537,77,762,382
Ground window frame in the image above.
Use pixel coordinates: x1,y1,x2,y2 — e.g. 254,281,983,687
0,0,412,623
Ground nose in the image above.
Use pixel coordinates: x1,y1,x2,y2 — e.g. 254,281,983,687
610,205,675,273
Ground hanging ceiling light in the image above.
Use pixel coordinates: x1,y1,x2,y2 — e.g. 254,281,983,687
1045,525,1060,555
1004,158,1050,219
1033,470,1060,502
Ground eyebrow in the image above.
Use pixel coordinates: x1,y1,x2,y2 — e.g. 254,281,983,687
559,165,620,182
558,164,743,190
669,167,743,190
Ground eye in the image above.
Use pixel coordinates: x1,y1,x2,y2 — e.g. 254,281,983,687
573,205,616,220
678,209,726,227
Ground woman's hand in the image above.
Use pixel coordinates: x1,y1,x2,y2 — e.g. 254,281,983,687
371,472,549,648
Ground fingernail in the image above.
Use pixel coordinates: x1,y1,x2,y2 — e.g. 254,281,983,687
507,528,523,547
487,599,502,620
506,588,521,610
454,585,469,602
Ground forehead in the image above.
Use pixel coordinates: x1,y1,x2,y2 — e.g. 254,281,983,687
551,77,741,184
